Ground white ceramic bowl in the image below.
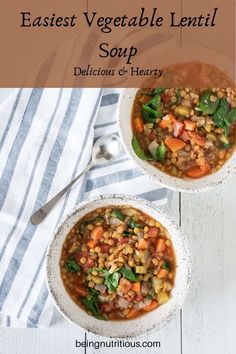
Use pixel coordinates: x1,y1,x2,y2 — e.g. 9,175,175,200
47,194,191,338
117,89,236,192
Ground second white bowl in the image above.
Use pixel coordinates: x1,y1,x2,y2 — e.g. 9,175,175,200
46,194,191,338
117,88,236,192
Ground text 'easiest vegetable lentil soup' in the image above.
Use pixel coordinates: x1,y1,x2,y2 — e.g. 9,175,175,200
60,206,176,320
132,89,236,179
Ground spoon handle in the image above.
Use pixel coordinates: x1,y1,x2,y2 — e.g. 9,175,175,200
30,162,93,225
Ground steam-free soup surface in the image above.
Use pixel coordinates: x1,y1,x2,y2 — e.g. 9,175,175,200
60,206,176,320
132,88,236,179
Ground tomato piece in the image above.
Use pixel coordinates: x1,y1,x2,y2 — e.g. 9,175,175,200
188,131,206,146
172,118,184,137
74,285,88,297
118,238,129,245
180,129,190,142
149,130,156,141
148,227,159,238
74,251,87,263
135,293,144,302
86,258,94,268
184,119,196,131
161,94,171,103
100,244,110,252
100,302,115,313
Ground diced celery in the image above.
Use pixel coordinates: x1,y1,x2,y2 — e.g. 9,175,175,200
219,135,229,145
174,105,190,117
135,266,147,274
158,291,169,305
152,276,163,294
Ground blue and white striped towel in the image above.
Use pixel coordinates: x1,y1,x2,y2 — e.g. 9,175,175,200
0,88,167,328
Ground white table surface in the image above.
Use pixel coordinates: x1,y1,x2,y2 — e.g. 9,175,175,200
0,90,236,354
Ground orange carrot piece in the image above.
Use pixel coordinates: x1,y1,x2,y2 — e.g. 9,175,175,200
165,138,186,152
138,239,148,250
218,150,226,160
134,117,144,133
143,300,159,312
185,164,210,179
157,268,169,279
91,226,104,240
184,119,196,131
87,239,97,249
156,238,166,253
74,285,88,297
126,308,140,319
119,278,132,293
188,131,206,146
159,119,170,129
132,282,141,293
159,113,175,129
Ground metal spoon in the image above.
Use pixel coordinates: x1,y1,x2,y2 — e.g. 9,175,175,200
30,134,122,225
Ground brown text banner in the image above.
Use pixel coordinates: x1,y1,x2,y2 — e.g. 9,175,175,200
0,0,235,87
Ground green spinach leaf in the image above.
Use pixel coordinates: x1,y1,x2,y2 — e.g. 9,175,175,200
175,89,181,103
81,289,106,320
123,230,135,236
213,98,230,129
132,135,153,161
103,271,120,292
156,141,166,162
141,94,163,122
225,108,236,125
119,267,138,282
141,105,160,123
197,91,220,114
140,88,165,96
129,220,143,229
213,99,236,135
111,209,125,221
162,260,170,271
65,257,81,273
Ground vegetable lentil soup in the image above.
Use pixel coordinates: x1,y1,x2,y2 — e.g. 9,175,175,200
132,88,236,179
60,206,176,321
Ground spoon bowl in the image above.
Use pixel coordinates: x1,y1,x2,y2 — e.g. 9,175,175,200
92,134,122,165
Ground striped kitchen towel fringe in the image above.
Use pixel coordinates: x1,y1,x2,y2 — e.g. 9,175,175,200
0,88,167,328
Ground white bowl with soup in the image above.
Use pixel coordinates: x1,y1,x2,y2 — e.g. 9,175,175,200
46,194,191,338
118,86,236,192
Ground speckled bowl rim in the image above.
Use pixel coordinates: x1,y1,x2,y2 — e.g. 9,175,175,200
117,88,236,193
46,194,192,338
